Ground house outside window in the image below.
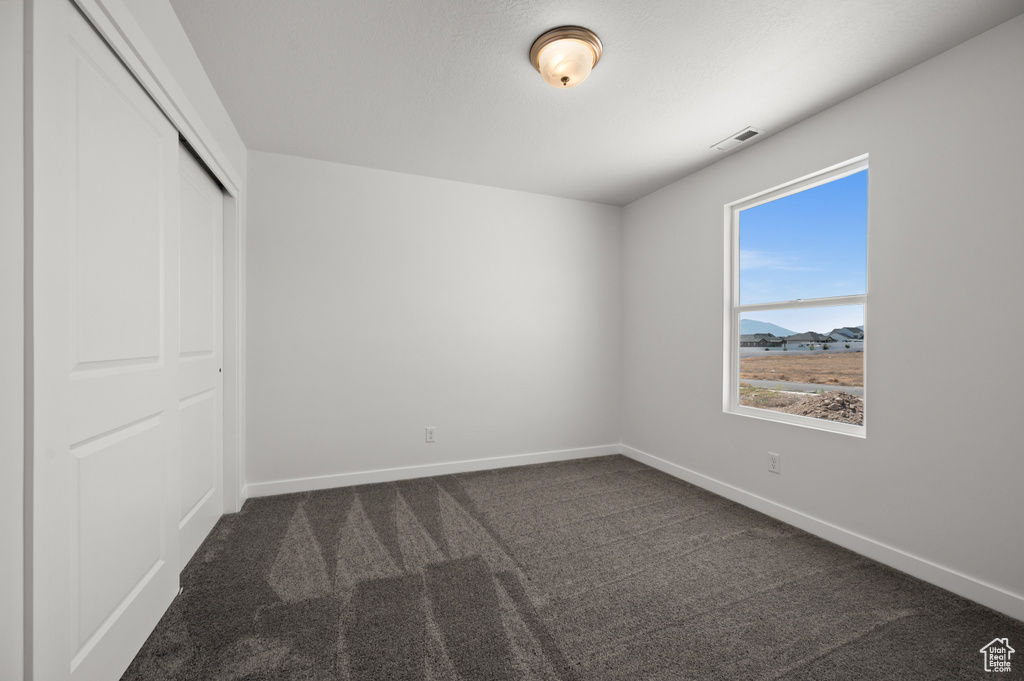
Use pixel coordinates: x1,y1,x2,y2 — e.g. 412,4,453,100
724,156,868,436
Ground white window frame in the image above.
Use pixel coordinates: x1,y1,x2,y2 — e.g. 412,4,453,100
723,155,868,437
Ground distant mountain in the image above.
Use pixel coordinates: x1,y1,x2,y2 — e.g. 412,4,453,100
740,319,796,337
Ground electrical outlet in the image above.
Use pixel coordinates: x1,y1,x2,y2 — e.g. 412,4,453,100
425,427,436,443
768,452,781,474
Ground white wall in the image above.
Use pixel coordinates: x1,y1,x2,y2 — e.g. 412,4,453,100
246,152,621,492
1,2,24,679
621,15,1024,619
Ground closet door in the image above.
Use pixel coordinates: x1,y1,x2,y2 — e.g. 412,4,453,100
32,1,181,679
178,146,224,566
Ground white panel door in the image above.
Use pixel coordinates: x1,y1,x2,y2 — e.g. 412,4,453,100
32,1,181,680
178,146,224,566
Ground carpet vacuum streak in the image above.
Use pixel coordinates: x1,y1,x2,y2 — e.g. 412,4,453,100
122,455,1024,680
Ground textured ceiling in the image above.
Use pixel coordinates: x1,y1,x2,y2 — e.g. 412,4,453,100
169,0,1024,206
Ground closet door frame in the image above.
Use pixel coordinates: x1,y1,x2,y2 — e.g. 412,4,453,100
25,0,246,677
31,5,184,677
60,0,247,515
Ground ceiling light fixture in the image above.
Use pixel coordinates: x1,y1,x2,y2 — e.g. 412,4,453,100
529,26,603,89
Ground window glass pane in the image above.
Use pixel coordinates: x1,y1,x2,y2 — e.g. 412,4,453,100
739,306,864,427
739,169,867,305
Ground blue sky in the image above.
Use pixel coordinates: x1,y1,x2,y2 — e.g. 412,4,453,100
739,169,867,333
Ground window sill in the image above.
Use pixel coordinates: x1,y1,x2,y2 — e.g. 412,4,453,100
726,404,866,438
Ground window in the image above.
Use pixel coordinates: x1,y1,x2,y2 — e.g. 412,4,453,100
725,156,868,436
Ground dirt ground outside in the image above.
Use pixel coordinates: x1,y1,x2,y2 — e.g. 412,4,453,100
739,386,864,425
740,351,863,387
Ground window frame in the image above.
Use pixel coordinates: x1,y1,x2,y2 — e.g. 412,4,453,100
723,155,868,437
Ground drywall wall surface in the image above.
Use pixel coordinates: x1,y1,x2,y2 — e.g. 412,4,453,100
1,2,24,678
622,14,1024,611
247,152,622,486
121,0,246,181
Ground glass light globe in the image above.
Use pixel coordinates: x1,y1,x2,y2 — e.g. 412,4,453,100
537,39,596,88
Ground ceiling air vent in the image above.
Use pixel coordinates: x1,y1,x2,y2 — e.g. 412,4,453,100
711,126,766,152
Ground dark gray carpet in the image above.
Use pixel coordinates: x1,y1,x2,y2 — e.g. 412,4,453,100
122,455,1023,680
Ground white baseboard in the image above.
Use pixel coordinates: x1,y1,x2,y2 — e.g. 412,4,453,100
621,444,1024,623
244,444,622,499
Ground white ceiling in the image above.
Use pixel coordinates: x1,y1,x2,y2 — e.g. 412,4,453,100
169,0,1024,206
